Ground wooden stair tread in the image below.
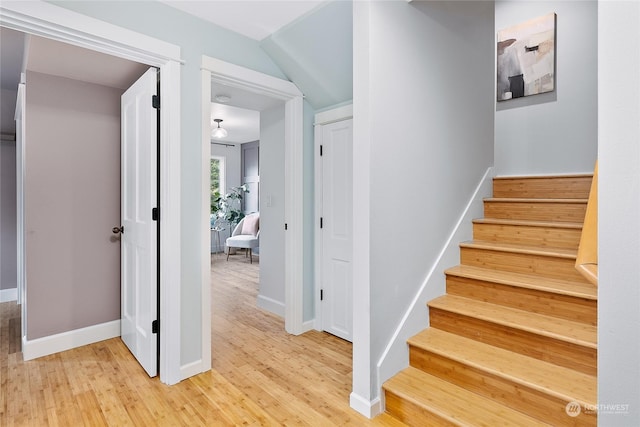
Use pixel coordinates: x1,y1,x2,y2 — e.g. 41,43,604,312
484,197,587,203
493,173,593,180
473,218,583,229
445,265,597,300
384,367,552,426
408,329,596,406
428,295,597,348
460,240,578,259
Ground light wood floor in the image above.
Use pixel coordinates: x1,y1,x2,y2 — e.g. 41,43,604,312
0,254,402,426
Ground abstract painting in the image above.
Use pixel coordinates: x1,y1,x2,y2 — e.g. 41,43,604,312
497,13,556,101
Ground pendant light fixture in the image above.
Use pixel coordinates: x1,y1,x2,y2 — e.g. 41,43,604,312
212,119,228,139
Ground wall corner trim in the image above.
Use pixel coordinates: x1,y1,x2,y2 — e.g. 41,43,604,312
22,320,120,361
350,392,382,419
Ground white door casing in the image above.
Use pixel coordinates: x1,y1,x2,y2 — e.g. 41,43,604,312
1,1,182,384
200,55,305,370
319,119,354,342
121,68,158,377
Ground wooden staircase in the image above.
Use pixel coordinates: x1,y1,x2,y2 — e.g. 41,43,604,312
382,174,597,426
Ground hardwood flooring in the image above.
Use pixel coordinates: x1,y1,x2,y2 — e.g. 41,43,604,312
0,255,401,426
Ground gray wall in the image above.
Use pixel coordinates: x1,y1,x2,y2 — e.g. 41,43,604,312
25,71,121,339
495,1,597,175
258,104,285,314
0,140,17,293
598,1,640,424
353,0,495,403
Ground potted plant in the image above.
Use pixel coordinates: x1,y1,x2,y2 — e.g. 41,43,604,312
211,185,249,254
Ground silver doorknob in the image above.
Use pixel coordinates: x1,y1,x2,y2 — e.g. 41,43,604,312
112,226,124,234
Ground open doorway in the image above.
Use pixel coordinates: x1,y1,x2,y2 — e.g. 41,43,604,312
199,55,306,369
0,1,183,383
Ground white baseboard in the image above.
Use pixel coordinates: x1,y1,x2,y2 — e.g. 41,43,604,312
350,392,382,418
301,319,315,333
22,319,120,361
0,287,17,302
180,358,210,381
375,166,495,393
256,294,285,317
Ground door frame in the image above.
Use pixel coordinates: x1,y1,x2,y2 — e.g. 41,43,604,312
200,56,305,367
0,1,183,385
313,104,353,331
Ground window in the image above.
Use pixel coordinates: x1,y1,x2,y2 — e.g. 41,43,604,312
210,156,225,215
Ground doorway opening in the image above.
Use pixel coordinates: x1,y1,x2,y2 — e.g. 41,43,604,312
1,2,183,384
199,56,306,370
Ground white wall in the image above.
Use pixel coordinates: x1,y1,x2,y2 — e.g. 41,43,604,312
598,1,640,424
352,0,495,415
257,104,285,316
0,139,17,298
495,1,597,175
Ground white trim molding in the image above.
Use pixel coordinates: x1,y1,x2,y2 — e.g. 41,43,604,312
257,295,286,317
201,55,307,363
23,320,120,361
314,104,353,126
375,167,494,396
1,0,182,385
349,393,382,419
0,287,17,303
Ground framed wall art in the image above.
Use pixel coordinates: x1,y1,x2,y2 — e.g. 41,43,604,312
497,13,556,101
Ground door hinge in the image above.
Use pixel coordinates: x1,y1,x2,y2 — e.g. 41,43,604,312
152,207,159,221
152,320,159,334
152,94,160,109
320,145,323,156
285,223,288,230
320,289,324,301
320,217,323,229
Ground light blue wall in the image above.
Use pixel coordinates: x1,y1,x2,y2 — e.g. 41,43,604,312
261,1,353,110
49,0,291,366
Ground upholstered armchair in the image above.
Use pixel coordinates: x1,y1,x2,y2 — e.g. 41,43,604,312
225,213,259,263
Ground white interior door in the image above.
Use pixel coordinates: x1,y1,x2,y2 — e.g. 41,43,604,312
120,68,158,377
321,119,353,341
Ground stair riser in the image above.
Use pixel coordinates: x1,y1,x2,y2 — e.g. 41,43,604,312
493,176,592,199
429,308,597,376
446,275,597,325
460,247,586,282
484,201,587,223
409,347,596,427
473,222,582,250
384,392,458,427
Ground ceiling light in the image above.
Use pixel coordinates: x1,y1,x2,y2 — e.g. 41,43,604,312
215,94,231,103
212,119,228,139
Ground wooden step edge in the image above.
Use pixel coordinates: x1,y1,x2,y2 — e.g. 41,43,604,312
460,240,578,259
428,295,597,349
383,367,552,427
493,173,593,180
408,329,597,407
473,218,583,229
444,265,598,300
484,197,588,203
